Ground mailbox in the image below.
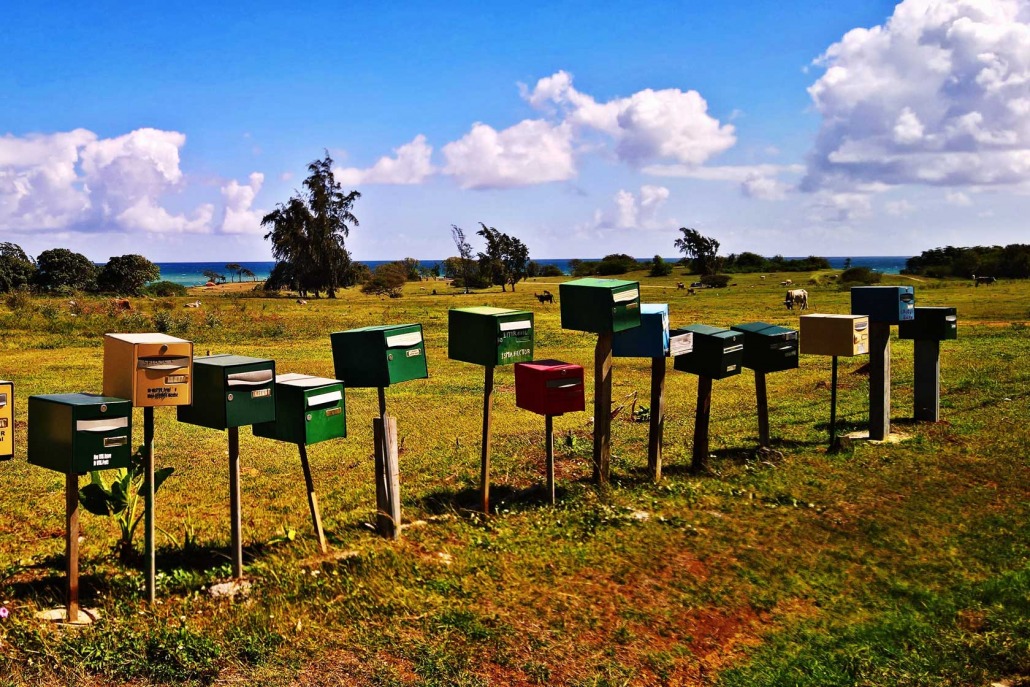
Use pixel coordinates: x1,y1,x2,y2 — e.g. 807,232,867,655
514,360,585,416
448,307,534,366
613,303,683,358
253,373,345,445
331,324,428,387
0,380,12,460
103,333,193,407
559,278,641,333
851,286,915,323
28,394,132,473
672,325,744,379
176,355,276,430
898,307,957,341
800,314,870,357
731,322,799,373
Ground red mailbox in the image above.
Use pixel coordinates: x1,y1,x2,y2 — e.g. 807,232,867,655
515,360,585,417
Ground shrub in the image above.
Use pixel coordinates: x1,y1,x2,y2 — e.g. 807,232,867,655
144,281,188,297
649,255,673,277
841,266,882,284
700,274,731,288
362,262,408,297
540,265,564,277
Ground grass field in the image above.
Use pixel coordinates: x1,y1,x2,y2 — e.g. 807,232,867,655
0,269,1028,686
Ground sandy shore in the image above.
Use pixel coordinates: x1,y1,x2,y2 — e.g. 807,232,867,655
186,281,264,296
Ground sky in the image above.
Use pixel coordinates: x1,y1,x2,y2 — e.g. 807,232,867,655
3,0,1030,261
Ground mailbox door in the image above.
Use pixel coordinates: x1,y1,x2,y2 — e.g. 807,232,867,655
134,342,192,406
72,411,132,472
544,373,585,415
303,386,346,444
613,304,668,358
0,381,13,460
610,284,642,333
384,326,429,384
495,315,534,365
852,319,870,355
714,334,744,379
225,364,276,427
899,288,915,321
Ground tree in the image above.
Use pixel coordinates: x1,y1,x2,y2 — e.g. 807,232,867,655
649,255,673,277
262,152,360,298
240,267,256,281
843,257,853,270
451,225,476,294
674,227,721,275
203,269,226,284
399,258,421,282
476,223,530,292
361,262,407,297
0,242,36,293
97,255,161,295
33,248,97,293
225,263,242,282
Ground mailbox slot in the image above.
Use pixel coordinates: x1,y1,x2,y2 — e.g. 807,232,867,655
76,417,129,432
0,393,7,407
137,356,191,370
227,370,274,386
306,390,343,408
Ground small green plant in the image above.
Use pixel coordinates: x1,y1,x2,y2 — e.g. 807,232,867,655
79,445,175,563
632,404,650,422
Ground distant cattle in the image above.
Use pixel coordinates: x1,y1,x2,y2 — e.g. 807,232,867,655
973,274,997,287
676,282,685,289
184,300,202,308
785,289,808,311
535,290,554,304
780,279,793,287
690,281,703,288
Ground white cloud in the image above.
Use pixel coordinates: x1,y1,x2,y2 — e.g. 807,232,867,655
441,120,575,189
605,185,673,230
807,191,874,223
335,134,435,186
644,162,802,200
885,199,915,216
946,190,973,206
220,172,265,234
805,0,1030,190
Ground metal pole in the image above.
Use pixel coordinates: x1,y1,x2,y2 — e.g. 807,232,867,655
480,365,495,513
143,406,155,605
65,473,79,623
228,427,243,579
647,357,666,482
298,444,327,553
593,332,613,484
545,414,555,505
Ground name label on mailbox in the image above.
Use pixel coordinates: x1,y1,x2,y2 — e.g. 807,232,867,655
251,388,271,399
406,349,422,357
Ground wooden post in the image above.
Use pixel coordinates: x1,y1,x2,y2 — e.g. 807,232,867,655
755,371,770,448
377,387,387,419
143,406,155,605
65,473,79,623
829,356,840,451
593,332,613,484
480,366,495,513
228,427,243,580
692,376,713,473
298,444,327,553
913,339,940,422
373,416,402,539
868,322,891,441
545,414,555,505
648,357,666,482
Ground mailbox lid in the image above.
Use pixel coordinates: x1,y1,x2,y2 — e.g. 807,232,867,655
898,306,957,340
613,303,670,358
731,322,799,372
559,278,641,333
0,380,13,460
850,285,916,323
799,314,869,356
448,307,534,366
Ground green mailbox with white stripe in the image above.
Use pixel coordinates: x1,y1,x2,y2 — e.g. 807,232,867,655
253,373,345,446
28,393,133,474
559,278,641,333
448,307,534,367
331,324,428,388
176,355,276,429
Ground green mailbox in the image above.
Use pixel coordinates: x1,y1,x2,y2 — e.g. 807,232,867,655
177,354,276,429
331,324,428,388
672,325,744,379
448,307,534,366
253,373,345,446
28,393,132,474
731,322,799,373
559,278,641,333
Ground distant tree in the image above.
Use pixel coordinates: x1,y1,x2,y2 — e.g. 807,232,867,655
203,269,226,284
451,225,476,294
477,223,530,291
262,152,360,298
399,258,421,281
32,248,97,293
240,267,256,281
430,262,441,278
97,255,161,295
674,227,721,275
526,261,541,278
840,267,882,285
595,253,638,276
225,263,242,282
361,262,407,297
0,243,35,293
843,257,853,270
540,264,564,277
570,259,597,277
649,255,673,277
144,281,188,297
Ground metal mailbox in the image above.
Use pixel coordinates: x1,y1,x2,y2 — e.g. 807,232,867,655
0,380,13,460
176,355,276,429
731,322,799,373
448,307,534,366
672,325,744,379
331,324,428,387
898,307,957,341
28,393,132,473
253,373,345,446
612,303,690,358
514,360,585,416
851,285,915,323
103,333,193,407
800,314,869,357
559,278,641,333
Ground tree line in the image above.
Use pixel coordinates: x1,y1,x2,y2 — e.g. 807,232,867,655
0,244,163,296
903,244,1030,279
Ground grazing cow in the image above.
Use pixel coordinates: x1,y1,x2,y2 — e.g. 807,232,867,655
688,288,696,295
780,279,793,287
972,274,997,287
759,275,767,279
535,290,554,304
785,289,808,311
676,282,685,289
184,300,202,308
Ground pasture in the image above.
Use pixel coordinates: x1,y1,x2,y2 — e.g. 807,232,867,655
0,270,1028,686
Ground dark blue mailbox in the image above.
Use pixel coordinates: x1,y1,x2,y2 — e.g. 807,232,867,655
850,286,915,323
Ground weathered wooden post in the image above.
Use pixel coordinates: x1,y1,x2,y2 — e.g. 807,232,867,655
648,359,666,479
65,473,79,622
559,279,642,485
692,375,714,473
448,307,534,513
227,426,243,579
799,315,870,451
829,356,839,451
373,416,402,538
899,307,957,423
730,322,800,449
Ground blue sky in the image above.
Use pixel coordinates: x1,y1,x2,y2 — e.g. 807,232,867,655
3,0,1029,261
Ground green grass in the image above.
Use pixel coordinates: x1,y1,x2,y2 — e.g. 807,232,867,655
0,270,1028,685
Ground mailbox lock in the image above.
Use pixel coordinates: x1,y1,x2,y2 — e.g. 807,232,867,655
388,354,394,361
100,404,107,413
227,393,234,402
306,413,313,422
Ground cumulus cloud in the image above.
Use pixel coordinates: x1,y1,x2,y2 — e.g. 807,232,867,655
805,0,1030,190
441,120,575,189
220,172,265,234
807,191,874,223
335,134,435,186
605,185,673,230
885,199,916,216
0,127,224,235
644,162,802,200
946,190,973,206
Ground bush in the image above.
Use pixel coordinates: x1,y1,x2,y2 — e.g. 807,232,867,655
700,274,731,288
649,255,673,277
144,281,188,297
840,267,882,284
595,254,639,276
540,265,564,277
362,262,408,297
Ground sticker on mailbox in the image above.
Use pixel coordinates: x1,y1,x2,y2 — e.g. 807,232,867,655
251,388,271,399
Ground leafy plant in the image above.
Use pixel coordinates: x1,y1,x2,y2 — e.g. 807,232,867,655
79,445,174,563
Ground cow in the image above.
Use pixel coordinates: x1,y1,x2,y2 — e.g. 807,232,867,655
184,300,202,308
972,274,997,287
785,289,808,311
676,282,685,289
535,290,554,304
780,279,793,287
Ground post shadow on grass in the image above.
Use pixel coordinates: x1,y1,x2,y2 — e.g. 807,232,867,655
418,482,568,516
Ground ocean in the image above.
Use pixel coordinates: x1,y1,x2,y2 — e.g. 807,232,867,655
154,256,912,287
